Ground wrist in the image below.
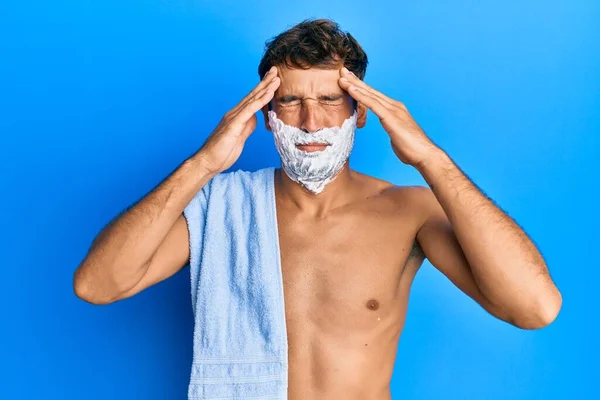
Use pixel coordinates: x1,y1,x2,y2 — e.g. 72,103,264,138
186,152,219,180
413,146,450,173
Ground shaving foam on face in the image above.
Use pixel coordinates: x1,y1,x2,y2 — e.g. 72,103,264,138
268,110,358,194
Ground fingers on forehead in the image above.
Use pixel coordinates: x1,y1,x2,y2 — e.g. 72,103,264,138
351,87,389,115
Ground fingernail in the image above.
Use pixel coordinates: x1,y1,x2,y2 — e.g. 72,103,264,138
264,67,275,79
342,67,349,73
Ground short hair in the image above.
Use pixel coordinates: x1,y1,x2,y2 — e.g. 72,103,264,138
258,18,368,110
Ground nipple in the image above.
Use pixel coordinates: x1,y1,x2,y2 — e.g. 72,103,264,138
366,299,380,311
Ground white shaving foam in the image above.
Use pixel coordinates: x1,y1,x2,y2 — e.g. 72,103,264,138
268,110,358,194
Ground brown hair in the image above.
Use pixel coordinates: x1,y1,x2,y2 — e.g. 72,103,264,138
258,18,368,110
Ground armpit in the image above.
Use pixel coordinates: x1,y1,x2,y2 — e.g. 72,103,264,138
408,240,425,260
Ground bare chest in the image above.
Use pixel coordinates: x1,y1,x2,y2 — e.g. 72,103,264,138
275,200,424,335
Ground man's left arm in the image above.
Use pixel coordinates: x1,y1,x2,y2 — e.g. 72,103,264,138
415,150,562,330
338,67,562,330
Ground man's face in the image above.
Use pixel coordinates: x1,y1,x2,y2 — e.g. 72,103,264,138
265,65,358,132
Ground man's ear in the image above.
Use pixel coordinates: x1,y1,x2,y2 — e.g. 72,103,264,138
261,104,271,131
356,102,367,128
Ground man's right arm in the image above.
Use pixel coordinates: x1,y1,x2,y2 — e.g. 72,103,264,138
73,66,281,305
73,155,216,305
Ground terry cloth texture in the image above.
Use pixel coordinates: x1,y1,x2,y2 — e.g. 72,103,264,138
183,167,288,399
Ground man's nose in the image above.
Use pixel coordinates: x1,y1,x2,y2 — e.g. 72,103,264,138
300,101,324,133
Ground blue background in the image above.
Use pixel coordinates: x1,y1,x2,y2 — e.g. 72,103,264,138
1,0,597,399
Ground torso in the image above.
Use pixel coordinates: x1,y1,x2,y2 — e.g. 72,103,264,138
274,168,428,400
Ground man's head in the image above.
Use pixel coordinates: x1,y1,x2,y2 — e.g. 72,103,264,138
258,19,368,132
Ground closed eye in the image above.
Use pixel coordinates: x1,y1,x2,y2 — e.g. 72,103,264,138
319,97,344,106
277,94,345,107
277,95,302,107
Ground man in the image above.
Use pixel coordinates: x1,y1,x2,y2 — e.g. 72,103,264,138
73,19,562,400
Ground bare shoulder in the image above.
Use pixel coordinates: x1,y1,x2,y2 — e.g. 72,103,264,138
350,169,433,208
349,170,434,252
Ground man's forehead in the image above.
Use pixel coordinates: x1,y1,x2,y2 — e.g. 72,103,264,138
276,65,343,95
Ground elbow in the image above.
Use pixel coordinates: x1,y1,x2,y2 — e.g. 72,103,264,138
72,268,114,306
538,289,563,328
74,286,111,306
515,289,563,330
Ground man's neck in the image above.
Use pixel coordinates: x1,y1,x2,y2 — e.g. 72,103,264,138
274,162,361,217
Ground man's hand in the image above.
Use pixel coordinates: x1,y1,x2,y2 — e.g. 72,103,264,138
198,66,281,174
337,67,439,168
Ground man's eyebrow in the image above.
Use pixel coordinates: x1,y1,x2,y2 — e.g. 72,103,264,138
318,94,345,101
276,93,345,102
276,95,301,103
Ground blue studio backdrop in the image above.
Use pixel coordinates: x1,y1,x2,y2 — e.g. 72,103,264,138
1,1,597,399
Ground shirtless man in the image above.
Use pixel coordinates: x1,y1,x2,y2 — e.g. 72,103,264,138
73,19,562,400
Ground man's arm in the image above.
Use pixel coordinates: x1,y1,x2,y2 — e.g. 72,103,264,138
73,156,215,305
335,67,562,329
73,66,281,305
414,150,562,330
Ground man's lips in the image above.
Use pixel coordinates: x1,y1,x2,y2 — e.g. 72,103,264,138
296,143,329,152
